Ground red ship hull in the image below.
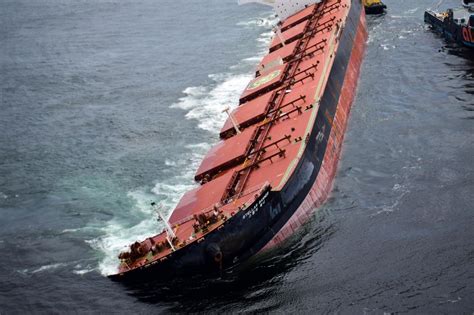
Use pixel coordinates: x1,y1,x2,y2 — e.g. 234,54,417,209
262,6,367,250
110,0,367,281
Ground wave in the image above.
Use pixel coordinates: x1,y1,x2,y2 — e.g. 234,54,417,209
237,16,276,28
18,262,69,275
171,73,254,133
88,191,167,276
171,15,275,134
73,268,94,276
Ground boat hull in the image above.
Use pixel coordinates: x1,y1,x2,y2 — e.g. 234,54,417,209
424,10,474,48
262,3,367,251
364,4,386,15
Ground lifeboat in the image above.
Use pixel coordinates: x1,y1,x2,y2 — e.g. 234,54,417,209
363,0,386,15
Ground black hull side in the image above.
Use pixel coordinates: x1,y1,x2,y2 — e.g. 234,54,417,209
109,0,364,282
365,4,386,15
241,0,364,260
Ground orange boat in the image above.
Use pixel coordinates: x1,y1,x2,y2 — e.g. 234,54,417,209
110,0,368,281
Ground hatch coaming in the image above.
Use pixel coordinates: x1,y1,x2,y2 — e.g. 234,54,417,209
280,4,317,31
194,125,258,182
270,19,311,52
220,91,275,139
170,171,234,224
239,64,288,104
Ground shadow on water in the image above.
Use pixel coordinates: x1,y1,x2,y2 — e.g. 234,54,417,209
366,11,387,23
442,43,474,67
441,44,474,118
115,208,335,312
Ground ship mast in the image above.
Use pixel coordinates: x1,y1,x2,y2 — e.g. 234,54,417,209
222,107,241,134
151,202,177,250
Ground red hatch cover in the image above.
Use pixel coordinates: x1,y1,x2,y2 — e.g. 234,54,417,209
169,171,234,225
269,19,309,52
280,4,315,32
195,125,257,181
258,40,298,75
220,91,274,139
280,82,316,108
239,64,287,104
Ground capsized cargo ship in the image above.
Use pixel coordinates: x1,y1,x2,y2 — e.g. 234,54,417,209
425,1,474,48
109,0,368,281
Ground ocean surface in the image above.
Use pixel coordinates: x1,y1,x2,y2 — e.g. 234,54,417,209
1,0,473,312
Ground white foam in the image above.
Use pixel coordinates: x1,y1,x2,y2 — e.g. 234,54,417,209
164,159,177,166
72,263,95,275
173,73,254,133
237,16,277,28
172,14,275,134
89,141,215,276
381,43,395,50
243,56,262,62
257,33,273,44
88,218,162,276
61,228,80,233
88,189,172,275
371,155,420,217
73,268,93,275
186,142,211,150
30,263,68,274
405,8,419,15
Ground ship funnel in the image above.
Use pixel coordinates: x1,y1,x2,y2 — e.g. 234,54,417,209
238,0,321,20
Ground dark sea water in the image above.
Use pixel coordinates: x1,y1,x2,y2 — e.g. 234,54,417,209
1,0,473,313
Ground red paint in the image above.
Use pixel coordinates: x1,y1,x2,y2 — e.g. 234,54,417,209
220,91,274,139
169,171,234,225
462,27,474,43
240,64,287,104
280,4,317,31
194,125,257,181
261,7,368,251
270,19,310,51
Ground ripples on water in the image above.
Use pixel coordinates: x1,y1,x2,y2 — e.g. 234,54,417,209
0,0,473,313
